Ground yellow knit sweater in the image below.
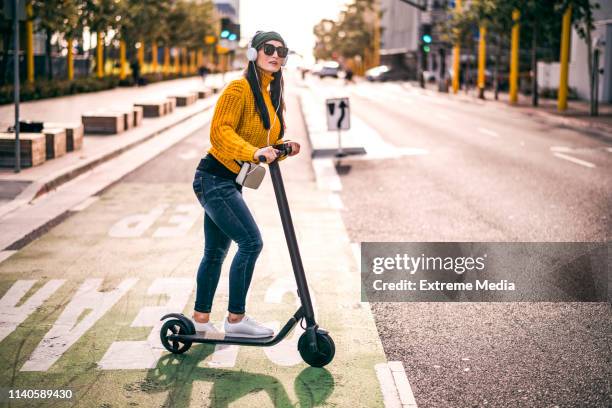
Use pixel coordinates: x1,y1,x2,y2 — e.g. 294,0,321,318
208,69,283,174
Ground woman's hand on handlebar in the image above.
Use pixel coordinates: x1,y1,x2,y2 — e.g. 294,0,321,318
254,146,279,163
286,141,301,156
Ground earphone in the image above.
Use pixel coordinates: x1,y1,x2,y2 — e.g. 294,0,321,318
247,31,284,146
247,31,289,66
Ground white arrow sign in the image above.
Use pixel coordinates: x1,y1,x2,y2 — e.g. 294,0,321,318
326,98,350,131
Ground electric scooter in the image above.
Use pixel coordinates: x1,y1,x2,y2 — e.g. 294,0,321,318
160,143,335,368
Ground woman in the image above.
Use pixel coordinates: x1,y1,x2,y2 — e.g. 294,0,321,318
191,31,300,338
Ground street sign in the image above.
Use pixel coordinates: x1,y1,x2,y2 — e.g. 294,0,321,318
326,98,350,131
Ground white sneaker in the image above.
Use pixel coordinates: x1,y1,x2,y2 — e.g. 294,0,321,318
224,315,274,338
191,318,219,334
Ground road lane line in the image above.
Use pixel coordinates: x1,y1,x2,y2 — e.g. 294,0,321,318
388,361,419,407
435,113,450,121
477,127,499,138
606,147,612,153
550,146,572,152
375,363,403,407
376,361,419,408
553,152,596,168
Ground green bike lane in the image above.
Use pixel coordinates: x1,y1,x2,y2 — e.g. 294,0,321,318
0,91,388,407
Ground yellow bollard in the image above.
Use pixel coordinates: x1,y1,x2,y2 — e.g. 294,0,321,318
558,6,572,111
67,38,74,80
163,47,170,75
182,48,188,75
138,39,145,73
174,49,180,74
477,25,487,99
197,50,204,69
509,9,520,104
97,32,104,78
26,3,34,83
452,0,462,94
152,44,158,73
119,40,126,80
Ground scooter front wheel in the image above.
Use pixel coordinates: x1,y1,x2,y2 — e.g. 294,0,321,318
298,332,335,367
160,319,192,354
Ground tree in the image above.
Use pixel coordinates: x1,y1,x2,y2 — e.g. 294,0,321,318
82,0,120,75
0,7,13,85
31,0,78,80
313,0,379,65
562,0,600,115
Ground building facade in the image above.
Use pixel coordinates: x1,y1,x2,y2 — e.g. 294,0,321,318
568,2,612,102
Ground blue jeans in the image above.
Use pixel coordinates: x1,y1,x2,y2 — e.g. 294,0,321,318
192,169,263,314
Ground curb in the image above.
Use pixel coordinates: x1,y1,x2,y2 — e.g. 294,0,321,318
0,107,215,251
0,97,217,219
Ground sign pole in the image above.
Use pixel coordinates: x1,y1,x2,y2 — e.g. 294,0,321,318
337,129,344,157
13,0,21,173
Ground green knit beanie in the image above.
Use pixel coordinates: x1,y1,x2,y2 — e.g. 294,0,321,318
251,31,286,49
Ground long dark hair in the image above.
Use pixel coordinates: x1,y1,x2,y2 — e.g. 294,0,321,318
244,61,285,138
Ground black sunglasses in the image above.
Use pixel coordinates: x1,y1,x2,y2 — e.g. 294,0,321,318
260,43,289,58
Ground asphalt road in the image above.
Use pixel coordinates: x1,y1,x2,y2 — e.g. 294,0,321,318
306,76,611,407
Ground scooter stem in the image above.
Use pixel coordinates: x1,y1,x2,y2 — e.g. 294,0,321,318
268,160,317,325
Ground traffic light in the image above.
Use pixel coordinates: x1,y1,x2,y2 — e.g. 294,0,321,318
220,18,240,41
420,24,432,53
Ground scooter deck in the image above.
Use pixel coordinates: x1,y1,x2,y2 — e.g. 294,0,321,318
169,332,276,346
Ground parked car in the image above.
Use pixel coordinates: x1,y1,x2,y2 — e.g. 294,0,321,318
314,61,340,78
365,65,410,82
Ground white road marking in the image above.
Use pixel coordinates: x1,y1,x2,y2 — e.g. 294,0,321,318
21,278,138,371
550,146,572,153
0,250,17,264
98,278,193,370
388,361,418,407
435,113,450,121
553,152,596,168
109,204,168,237
152,204,200,237
71,196,99,212
376,361,418,407
328,193,344,210
605,147,612,153
477,127,499,138
178,148,199,160
263,277,308,366
206,343,239,368
375,363,402,408
312,159,342,192
0,279,65,343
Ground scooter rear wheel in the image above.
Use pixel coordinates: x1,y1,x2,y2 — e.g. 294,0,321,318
160,319,192,354
298,332,335,367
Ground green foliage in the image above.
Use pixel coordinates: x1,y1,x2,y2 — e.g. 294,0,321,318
313,0,378,61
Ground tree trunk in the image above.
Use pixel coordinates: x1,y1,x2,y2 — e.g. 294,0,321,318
494,33,500,100
531,24,538,106
0,28,12,85
45,28,53,80
586,25,596,116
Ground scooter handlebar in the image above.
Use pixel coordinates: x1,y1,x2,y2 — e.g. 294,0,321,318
258,143,292,163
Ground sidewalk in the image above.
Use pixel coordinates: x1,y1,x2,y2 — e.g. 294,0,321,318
0,73,237,218
412,81,612,137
